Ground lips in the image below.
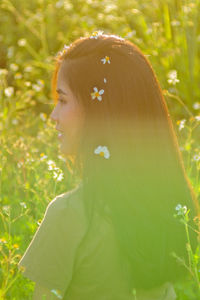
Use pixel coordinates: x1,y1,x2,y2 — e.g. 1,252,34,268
56,127,65,140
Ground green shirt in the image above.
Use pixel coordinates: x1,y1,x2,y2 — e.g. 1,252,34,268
18,182,177,300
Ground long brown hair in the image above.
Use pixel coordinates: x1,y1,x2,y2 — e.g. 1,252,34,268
51,34,199,291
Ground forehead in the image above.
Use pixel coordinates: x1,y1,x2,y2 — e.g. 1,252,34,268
57,60,71,95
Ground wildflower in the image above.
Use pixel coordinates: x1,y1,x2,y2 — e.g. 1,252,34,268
20,202,27,209
58,154,66,162
24,65,33,72
12,119,19,125
40,153,48,160
53,171,64,182
90,30,104,39
177,119,186,131
13,243,19,249
91,87,104,101
37,79,44,87
167,70,180,85
195,116,200,121
4,86,14,97
47,160,58,171
104,78,107,83
18,38,27,47
32,84,42,92
101,56,111,64
0,68,8,76
171,20,180,27
25,81,31,87
10,63,19,72
51,289,62,299
56,44,70,57
193,154,200,161
17,161,23,168
175,204,187,216
193,102,200,110
40,113,47,121
2,205,10,215
0,238,7,244
14,72,22,79
94,145,110,159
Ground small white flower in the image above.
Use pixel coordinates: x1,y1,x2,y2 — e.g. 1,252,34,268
175,203,187,216
17,161,23,168
25,81,31,87
40,113,47,121
40,153,48,160
193,154,200,161
4,86,14,97
37,79,44,87
18,38,27,47
90,30,104,39
94,145,110,159
193,102,200,110
91,87,104,101
10,63,19,72
12,118,18,125
0,68,8,76
101,56,111,64
178,119,186,131
103,78,107,83
99,33,124,40
24,65,33,72
20,202,27,209
47,160,57,170
53,171,64,182
171,20,181,27
56,44,70,57
195,116,200,121
58,154,66,162
51,289,62,299
167,70,180,85
14,72,22,79
32,84,42,92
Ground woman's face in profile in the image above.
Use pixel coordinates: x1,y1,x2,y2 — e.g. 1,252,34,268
50,60,85,155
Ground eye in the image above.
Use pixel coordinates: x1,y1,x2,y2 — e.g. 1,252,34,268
58,98,67,105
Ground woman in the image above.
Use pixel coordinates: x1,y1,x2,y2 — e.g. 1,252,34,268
18,31,199,299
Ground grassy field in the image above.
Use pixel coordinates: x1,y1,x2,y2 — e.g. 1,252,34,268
0,0,200,299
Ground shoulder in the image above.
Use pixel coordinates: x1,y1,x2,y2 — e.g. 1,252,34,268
46,181,85,220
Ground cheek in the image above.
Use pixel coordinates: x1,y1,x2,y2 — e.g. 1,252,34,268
62,105,84,137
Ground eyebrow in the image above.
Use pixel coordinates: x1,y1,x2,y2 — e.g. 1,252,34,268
56,88,68,95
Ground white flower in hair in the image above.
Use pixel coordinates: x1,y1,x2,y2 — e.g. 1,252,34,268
101,56,111,64
104,78,107,83
90,30,104,39
91,87,104,101
94,145,110,159
56,44,70,58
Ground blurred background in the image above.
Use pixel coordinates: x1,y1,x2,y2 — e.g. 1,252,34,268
0,0,200,299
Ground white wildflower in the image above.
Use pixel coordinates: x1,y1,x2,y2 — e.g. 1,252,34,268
91,87,104,101
175,203,188,216
4,86,14,97
94,145,110,159
10,63,19,72
0,68,8,76
167,70,180,85
40,113,47,121
193,154,200,161
18,38,27,47
193,102,200,110
178,119,186,131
